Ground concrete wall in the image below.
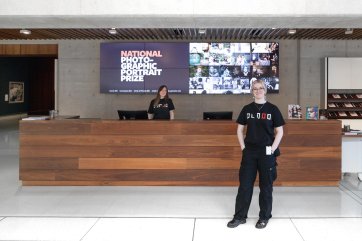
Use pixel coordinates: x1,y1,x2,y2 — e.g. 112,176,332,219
1,39,362,122
56,39,362,120
57,40,298,120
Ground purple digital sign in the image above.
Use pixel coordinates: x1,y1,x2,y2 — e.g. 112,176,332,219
100,42,189,94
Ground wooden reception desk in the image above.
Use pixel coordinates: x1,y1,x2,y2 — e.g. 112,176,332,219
19,119,341,186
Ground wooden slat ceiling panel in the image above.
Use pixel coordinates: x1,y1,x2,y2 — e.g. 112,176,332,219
1,28,362,40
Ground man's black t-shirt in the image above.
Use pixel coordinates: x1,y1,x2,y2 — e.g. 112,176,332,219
148,98,175,119
236,101,285,148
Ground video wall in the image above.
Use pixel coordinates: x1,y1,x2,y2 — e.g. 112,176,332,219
189,42,279,94
100,42,279,94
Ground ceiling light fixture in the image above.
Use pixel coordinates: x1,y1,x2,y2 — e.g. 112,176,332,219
198,28,206,34
19,29,31,35
345,28,353,35
288,29,297,35
108,28,117,35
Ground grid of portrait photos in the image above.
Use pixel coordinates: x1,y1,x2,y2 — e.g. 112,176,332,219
189,42,279,94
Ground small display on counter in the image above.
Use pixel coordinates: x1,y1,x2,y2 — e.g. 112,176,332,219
319,109,328,120
350,130,362,134
343,127,362,135
344,132,358,135
306,106,319,120
343,124,350,132
22,116,50,121
288,104,302,119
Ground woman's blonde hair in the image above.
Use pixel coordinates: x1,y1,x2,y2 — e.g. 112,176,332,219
250,79,267,94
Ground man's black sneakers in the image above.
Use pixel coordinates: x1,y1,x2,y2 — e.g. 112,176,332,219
227,218,246,228
255,219,268,229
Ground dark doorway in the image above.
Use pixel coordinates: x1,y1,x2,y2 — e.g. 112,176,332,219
28,57,56,115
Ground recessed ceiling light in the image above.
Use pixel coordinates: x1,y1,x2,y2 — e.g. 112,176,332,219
288,29,297,34
19,29,31,35
345,28,353,35
108,28,117,35
198,29,206,34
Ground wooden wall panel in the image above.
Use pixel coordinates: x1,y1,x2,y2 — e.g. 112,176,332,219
78,158,239,169
20,146,241,158
20,134,239,146
20,158,79,169
20,134,340,147
284,120,341,135
21,169,240,182
20,120,91,135
281,135,341,146
0,44,21,55
20,44,58,56
0,44,58,56
90,120,237,135
19,119,342,186
21,180,239,186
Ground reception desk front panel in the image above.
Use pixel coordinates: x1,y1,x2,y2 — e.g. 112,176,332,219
19,119,341,186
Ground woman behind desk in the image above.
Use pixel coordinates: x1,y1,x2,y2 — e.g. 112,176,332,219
148,85,175,120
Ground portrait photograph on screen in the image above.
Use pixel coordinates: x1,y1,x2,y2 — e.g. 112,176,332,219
189,42,279,94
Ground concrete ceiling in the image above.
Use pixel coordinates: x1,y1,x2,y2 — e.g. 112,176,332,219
1,0,362,40
1,16,362,29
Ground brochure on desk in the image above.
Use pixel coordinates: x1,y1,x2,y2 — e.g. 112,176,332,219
306,106,319,120
288,104,302,119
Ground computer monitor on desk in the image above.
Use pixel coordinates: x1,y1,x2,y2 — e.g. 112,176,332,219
117,110,148,120
203,111,233,120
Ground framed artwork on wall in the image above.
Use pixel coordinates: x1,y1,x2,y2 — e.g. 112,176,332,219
9,81,24,103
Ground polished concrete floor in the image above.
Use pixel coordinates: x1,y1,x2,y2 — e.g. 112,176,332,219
0,117,362,241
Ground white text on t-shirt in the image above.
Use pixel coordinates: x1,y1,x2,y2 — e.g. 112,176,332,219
246,112,272,120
